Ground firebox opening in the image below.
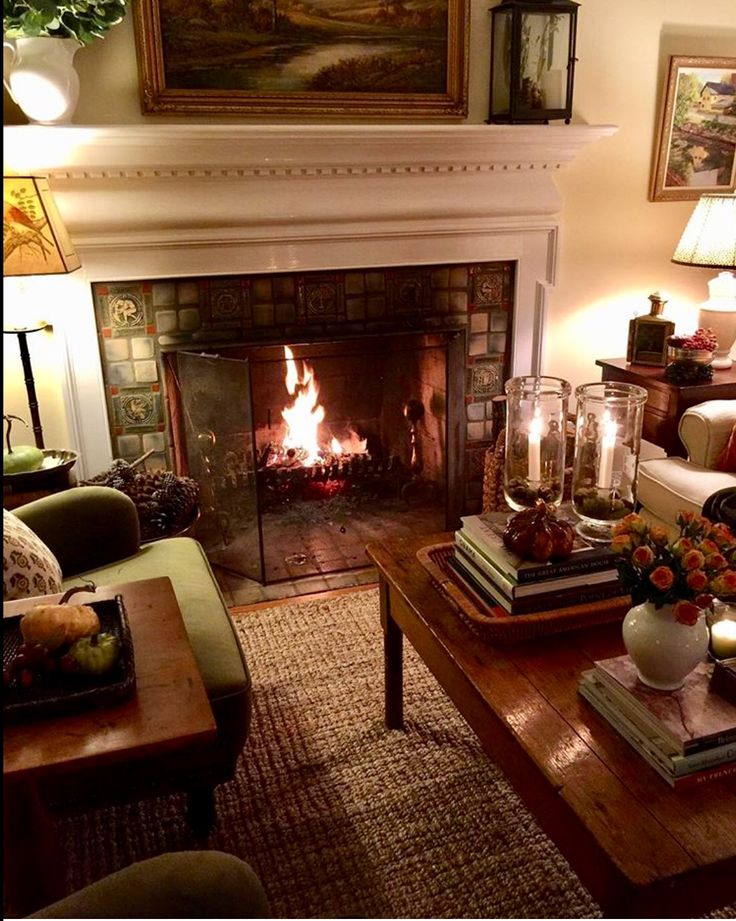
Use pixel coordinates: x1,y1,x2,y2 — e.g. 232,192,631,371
165,329,465,584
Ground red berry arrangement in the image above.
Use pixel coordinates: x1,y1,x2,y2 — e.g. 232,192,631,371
667,328,718,351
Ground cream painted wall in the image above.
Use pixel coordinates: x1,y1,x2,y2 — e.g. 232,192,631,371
547,4,736,392
3,0,735,455
3,276,80,454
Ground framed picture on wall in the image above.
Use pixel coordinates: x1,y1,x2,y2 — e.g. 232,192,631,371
132,0,469,118
650,55,736,202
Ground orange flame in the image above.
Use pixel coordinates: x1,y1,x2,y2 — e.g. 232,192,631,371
281,346,324,465
279,346,368,465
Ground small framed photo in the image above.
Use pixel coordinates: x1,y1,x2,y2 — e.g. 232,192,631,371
650,55,736,202
132,0,469,119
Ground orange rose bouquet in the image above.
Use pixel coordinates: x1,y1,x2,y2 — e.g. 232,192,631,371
611,511,736,625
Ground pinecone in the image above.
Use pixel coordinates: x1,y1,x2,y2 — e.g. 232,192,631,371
83,462,199,540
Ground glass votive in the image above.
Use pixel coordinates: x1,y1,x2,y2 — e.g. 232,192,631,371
709,601,736,661
503,376,571,511
571,381,648,543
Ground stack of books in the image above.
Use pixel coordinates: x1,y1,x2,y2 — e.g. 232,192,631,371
580,657,736,790
452,507,627,616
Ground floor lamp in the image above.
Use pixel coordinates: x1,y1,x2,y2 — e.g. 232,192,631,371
4,175,81,448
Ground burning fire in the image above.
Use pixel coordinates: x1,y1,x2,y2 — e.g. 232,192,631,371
277,346,367,466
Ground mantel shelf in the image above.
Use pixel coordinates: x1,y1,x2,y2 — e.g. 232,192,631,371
3,123,618,179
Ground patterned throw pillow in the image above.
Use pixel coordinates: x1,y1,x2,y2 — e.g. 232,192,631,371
3,509,63,601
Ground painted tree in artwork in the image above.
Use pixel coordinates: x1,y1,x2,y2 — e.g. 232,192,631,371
673,72,700,127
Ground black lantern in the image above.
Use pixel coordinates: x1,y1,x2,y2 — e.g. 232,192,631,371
487,0,579,124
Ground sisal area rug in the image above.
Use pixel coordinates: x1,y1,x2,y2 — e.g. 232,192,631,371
58,588,735,919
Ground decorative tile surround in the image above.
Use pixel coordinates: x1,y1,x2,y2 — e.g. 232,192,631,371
92,260,515,511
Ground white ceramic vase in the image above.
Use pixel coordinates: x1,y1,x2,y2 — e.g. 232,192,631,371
622,600,709,691
3,36,81,125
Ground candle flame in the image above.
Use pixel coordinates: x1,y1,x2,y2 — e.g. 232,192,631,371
602,409,618,445
529,407,543,441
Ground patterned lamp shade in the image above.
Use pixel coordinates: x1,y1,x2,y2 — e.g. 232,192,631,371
672,193,736,269
4,175,81,277
672,192,736,370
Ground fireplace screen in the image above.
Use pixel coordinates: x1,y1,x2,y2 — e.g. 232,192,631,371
170,330,464,583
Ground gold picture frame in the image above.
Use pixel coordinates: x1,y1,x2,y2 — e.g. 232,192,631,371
650,55,736,202
132,0,469,119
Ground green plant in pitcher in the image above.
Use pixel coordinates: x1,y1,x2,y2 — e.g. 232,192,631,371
3,0,128,44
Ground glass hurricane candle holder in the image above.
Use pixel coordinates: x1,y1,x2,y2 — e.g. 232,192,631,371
503,376,571,511
708,600,736,661
571,382,647,543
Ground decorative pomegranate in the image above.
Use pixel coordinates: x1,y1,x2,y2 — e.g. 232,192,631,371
503,499,575,563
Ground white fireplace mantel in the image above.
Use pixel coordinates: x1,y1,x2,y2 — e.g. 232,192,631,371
4,123,617,248
3,122,617,477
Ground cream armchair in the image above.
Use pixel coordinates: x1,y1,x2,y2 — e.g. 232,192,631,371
637,400,736,532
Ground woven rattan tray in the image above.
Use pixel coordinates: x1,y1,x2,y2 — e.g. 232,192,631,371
417,542,629,644
3,595,136,723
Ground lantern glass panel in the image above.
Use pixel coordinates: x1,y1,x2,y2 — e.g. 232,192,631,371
491,9,512,115
519,11,571,111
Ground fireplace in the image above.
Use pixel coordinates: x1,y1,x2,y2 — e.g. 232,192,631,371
161,329,466,581
3,124,617,576
91,257,513,581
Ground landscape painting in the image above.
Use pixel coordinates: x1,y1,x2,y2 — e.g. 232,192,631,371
133,0,469,117
651,56,736,201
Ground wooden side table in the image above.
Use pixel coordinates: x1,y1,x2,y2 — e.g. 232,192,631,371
3,578,216,915
596,358,736,458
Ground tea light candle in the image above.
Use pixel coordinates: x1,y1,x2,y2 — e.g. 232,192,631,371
711,618,736,659
528,408,543,482
597,410,618,489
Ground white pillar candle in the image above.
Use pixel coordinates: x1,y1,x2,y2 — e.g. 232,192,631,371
711,619,736,659
528,408,543,482
541,69,564,108
597,410,618,489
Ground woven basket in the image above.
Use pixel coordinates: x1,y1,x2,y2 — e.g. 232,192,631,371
482,428,509,513
417,542,629,644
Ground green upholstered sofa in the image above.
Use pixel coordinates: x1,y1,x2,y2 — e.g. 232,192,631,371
12,485,252,832
29,850,269,918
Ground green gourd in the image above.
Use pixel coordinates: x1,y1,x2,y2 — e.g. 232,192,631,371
69,633,120,676
3,414,43,474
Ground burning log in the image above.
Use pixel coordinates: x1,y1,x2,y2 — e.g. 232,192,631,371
255,451,410,509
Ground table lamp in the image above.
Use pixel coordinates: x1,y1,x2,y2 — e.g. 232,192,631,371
4,175,81,448
672,192,736,370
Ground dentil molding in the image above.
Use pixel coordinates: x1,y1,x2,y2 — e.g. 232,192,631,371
4,123,618,178
3,123,617,247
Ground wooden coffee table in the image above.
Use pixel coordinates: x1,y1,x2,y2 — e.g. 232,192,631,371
3,577,217,915
367,533,736,919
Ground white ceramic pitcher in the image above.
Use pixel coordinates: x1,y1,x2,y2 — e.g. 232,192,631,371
3,36,80,125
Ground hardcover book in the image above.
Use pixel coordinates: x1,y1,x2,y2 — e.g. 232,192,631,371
451,550,627,616
579,671,736,777
460,506,619,584
455,530,618,598
592,655,736,756
579,670,736,790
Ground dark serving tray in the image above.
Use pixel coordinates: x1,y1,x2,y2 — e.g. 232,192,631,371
3,595,136,723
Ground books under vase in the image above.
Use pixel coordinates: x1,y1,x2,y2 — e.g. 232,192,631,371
579,655,736,790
